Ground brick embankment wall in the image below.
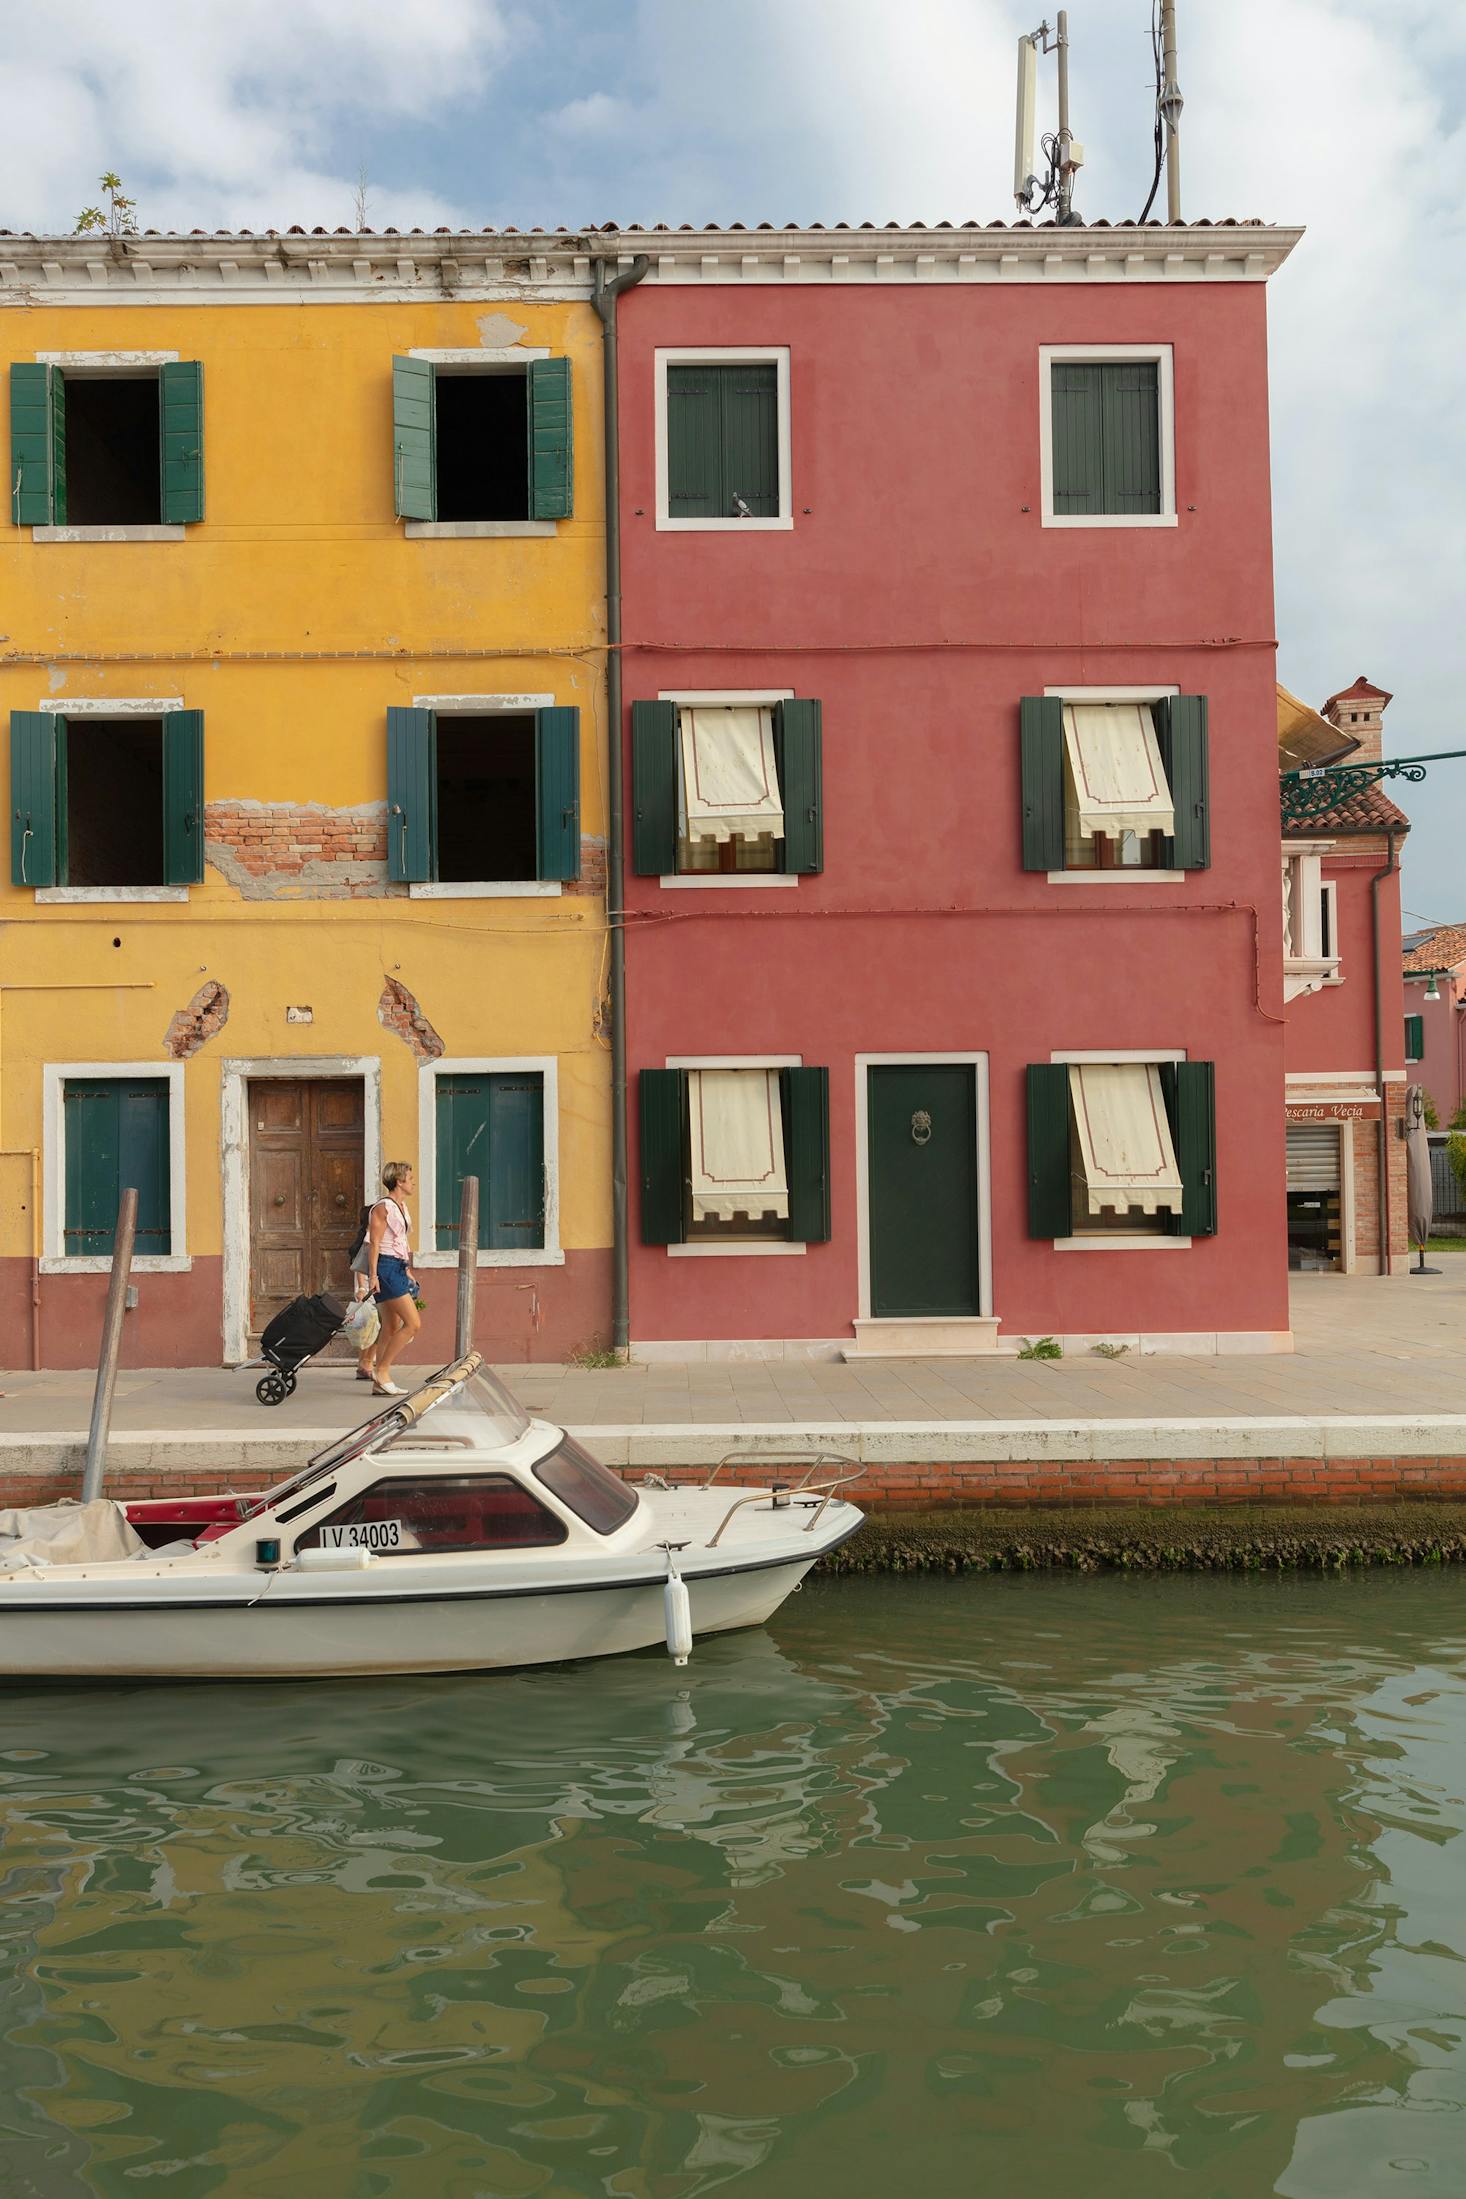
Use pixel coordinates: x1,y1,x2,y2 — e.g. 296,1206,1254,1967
623,1458,1466,1509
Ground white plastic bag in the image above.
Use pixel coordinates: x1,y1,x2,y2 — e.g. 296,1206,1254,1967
343,1298,380,1348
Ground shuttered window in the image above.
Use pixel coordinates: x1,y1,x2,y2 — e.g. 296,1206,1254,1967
666,363,780,519
1405,1015,1424,1061
1027,1059,1216,1239
639,1066,830,1245
392,357,574,523
1020,694,1208,872
63,1078,172,1256
434,1073,545,1252
631,698,822,877
9,362,204,528
386,707,579,885
9,709,204,889
1051,361,1162,516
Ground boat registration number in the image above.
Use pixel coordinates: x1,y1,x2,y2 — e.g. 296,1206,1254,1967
320,1520,405,1553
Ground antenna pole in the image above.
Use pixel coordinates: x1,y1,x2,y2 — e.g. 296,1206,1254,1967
1160,0,1183,223
1056,11,1073,223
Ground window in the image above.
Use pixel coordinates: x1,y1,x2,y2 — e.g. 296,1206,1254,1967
1405,1015,1424,1062
1039,346,1175,528
655,349,792,531
1021,695,1207,873
534,1437,639,1534
386,706,579,886
296,1475,567,1554
632,699,822,877
1027,1060,1216,1241
10,360,204,529
9,709,204,890
392,355,572,525
1281,846,1342,999
435,1072,545,1252
63,1078,172,1255
640,1065,831,1247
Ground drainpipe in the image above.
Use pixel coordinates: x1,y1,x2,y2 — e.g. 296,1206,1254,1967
1371,826,1400,1273
593,250,652,1354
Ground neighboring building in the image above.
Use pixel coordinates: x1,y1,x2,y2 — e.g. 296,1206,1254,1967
616,219,1301,1358
1,231,611,1367
1281,677,1409,1274
1403,924,1466,1128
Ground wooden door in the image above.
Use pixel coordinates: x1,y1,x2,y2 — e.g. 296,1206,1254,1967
868,1065,980,1319
249,1079,365,1337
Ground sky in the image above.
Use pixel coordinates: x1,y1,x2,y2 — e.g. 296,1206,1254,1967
2,0,1463,922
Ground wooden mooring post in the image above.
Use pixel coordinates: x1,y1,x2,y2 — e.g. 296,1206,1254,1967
455,1174,479,1359
80,1187,137,1504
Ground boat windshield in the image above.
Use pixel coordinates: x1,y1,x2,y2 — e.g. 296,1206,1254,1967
248,1353,515,1518
388,1366,531,1451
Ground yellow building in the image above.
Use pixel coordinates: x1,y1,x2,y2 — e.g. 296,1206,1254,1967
0,231,611,1367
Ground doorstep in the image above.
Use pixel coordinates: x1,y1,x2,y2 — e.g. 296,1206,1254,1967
843,1316,1002,1360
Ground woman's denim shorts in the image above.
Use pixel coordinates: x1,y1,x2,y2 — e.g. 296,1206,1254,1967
373,1255,413,1304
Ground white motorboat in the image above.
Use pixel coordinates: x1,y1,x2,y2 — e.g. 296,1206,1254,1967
0,1355,863,1681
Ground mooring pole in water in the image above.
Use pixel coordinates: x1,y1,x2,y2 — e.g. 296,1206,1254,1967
81,1186,137,1504
455,1174,479,1359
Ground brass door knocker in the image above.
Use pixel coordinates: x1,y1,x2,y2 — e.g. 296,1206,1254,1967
911,1109,933,1146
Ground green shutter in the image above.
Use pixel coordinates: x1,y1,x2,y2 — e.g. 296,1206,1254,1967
1101,362,1161,515
639,1069,686,1245
63,1079,171,1257
1163,1061,1216,1237
666,365,723,518
527,356,573,520
435,1074,545,1253
1405,1015,1424,1061
1155,695,1209,870
535,706,580,881
392,356,436,521
10,710,60,887
1050,362,1104,516
159,361,204,524
1026,1063,1072,1238
10,362,60,527
721,363,779,516
386,707,436,883
631,700,678,875
1020,697,1065,871
162,710,204,885
784,1067,831,1243
775,699,823,875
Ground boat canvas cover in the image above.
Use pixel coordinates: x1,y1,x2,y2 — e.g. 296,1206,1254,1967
0,1499,146,1570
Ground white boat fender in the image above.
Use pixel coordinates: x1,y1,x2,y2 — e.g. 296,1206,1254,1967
662,1544,693,1667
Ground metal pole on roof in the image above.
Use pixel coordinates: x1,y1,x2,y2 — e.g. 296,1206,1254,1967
1055,12,1075,224
81,1187,136,1505
1160,1,1184,223
454,1175,479,1361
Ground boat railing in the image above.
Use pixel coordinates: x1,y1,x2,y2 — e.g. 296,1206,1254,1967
704,1452,865,1548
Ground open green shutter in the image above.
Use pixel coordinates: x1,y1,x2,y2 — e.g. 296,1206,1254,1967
785,1067,831,1243
1155,695,1209,870
1405,1014,1424,1061
631,700,678,875
1164,1061,1216,1237
1027,1063,1071,1238
665,366,723,518
775,699,823,875
486,1075,545,1250
386,707,437,882
10,363,60,527
159,361,204,524
1020,697,1065,871
639,1069,685,1244
527,356,573,519
10,710,59,887
162,710,205,885
392,356,436,521
535,706,580,881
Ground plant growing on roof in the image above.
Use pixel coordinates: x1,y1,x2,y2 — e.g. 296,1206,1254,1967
74,173,139,237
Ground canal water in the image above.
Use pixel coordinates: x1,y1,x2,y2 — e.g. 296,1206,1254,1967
3,1573,1466,2197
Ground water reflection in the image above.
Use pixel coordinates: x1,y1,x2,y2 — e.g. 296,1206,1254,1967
2,1575,1466,2195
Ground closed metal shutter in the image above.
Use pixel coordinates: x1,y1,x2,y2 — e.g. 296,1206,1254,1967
1287,1123,1342,1191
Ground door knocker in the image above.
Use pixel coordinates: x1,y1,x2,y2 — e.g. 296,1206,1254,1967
911,1109,933,1146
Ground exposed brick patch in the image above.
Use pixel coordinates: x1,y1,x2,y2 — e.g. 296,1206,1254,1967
205,801,401,901
566,836,608,896
163,980,230,1060
378,975,444,1060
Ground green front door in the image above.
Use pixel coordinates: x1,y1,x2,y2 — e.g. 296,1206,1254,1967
868,1065,980,1318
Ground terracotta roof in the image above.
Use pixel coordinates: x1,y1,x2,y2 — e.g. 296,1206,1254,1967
1282,780,1410,836
1323,674,1393,715
1403,924,1466,973
0,217,1280,241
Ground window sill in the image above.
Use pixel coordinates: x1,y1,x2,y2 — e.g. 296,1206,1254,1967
403,521,558,540
1046,869,1187,884
667,1240,807,1258
408,881,563,900
1053,1235,1191,1251
1040,512,1178,530
41,1255,191,1275
655,516,794,533
35,886,189,904
658,873,799,891
414,1248,564,1269
32,525,187,543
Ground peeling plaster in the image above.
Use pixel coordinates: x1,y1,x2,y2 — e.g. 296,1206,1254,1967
164,980,230,1060
379,975,444,1061
475,310,527,348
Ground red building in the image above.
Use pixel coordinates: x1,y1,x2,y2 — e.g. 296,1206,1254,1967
1403,926,1466,1132
615,221,1302,1358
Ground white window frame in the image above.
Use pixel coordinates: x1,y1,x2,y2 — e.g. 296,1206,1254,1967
404,693,564,899
1282,841,1341,998
42,1060,189,1274
30,353,187,543
1047,1045,1192,1250
31,697,192,903
416,1054,563,1270
654,347,793,533
1040,683,1185,881
655,686,801,890
663,1053,807,1257
1038,344,1177,530
854,1054,993,1318
402,347,560,541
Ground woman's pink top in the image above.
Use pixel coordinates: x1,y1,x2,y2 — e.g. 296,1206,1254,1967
375,1198,412,1259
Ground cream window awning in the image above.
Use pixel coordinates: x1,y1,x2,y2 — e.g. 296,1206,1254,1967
679,706,785,845
1062,703,1175,841
1069,1063,1184,1216
688,1068,789,1222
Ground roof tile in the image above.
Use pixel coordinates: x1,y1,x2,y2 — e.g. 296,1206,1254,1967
1403,924,1466,972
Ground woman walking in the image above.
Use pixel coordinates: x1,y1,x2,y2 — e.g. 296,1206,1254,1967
364,1160,420,1397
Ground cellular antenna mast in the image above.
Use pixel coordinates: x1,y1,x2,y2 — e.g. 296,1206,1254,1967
1013,15,1084,224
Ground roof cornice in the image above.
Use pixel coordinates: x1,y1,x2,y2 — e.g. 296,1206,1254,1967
0,222,1303,306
